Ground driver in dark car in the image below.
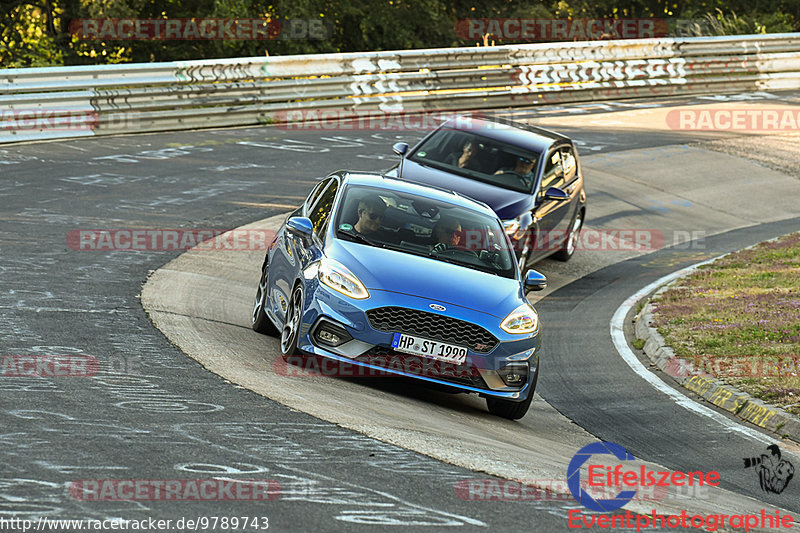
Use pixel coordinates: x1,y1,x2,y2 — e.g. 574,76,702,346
495,156,535,187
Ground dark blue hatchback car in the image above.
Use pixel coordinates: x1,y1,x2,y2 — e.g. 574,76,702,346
389,116,587,270
252,172,547,419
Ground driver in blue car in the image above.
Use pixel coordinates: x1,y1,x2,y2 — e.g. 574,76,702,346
354,195,386,235
351,194,399,243
495,156,535,188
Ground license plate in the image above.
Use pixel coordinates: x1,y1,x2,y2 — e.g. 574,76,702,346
391,333,468,364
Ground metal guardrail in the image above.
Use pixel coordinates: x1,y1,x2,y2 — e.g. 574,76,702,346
1,33,799,143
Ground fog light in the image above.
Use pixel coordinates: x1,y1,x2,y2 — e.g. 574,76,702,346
319,330,340,344
313,321,352,348
498,363,528,387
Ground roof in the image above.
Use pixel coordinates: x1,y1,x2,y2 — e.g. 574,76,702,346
440,115,569,154
336,171,496,216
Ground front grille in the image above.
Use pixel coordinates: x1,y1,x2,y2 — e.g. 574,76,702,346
365,306,498,353
357,346,486,388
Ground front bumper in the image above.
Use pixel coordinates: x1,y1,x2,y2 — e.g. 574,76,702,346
295,281,540,401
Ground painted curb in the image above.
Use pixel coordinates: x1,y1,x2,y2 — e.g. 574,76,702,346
633,282,800,443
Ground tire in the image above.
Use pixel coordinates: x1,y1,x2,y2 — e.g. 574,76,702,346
280,284,304,356
486,363,539,420
553,209,583,262
252,257,279,336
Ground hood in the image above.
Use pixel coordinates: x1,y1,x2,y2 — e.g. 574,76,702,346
400,159,533,220
327,239,522,318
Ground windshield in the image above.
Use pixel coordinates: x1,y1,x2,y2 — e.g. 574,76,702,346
408,127,540,193
334,185,517,279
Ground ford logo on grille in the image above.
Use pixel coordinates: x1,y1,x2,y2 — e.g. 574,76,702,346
429,304,446,312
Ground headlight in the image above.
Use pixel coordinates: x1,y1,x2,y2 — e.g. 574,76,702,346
500,303,539,334
503,217,525,241
318,258,369,299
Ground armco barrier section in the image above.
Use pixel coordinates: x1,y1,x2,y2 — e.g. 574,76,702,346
1,33,799,143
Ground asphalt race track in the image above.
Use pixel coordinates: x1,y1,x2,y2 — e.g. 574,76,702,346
2,91,800,531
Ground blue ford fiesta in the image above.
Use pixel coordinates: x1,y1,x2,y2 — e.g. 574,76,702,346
252,171,547,419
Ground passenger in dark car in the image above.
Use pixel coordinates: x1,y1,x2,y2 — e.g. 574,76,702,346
444,140,482,171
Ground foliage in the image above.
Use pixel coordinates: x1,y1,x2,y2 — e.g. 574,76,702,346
1,0,797,67
676,8,797,36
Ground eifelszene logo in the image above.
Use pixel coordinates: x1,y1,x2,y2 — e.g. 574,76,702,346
568,441,637,512
743,444,794,494
567,441,796,531
567,441,721,512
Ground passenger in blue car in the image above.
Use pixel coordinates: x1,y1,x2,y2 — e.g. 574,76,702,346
430,215,463,254
494,156,535,188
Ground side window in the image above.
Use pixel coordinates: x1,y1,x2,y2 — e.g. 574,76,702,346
540,150,564,192
308,179,339,236
560,146,577,183
303,179,329,216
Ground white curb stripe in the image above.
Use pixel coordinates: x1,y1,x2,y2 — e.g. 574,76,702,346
610,255,774,445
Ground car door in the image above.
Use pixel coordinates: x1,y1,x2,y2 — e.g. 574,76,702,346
529,147,570,261
304,177,339,268
268,178,335,322
559,144,582,223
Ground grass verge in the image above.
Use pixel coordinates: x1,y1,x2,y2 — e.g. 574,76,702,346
650,232,800,415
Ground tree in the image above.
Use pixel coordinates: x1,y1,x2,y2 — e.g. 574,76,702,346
1,0,796,67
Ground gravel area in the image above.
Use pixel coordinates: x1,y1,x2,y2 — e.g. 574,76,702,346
698,133,800,180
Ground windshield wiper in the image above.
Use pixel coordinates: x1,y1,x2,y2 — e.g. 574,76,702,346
429,249,505,277
337,229,384,248
427,251,474,269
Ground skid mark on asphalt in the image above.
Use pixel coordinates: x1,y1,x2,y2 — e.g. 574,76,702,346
173,422,487,526
1,409,580,524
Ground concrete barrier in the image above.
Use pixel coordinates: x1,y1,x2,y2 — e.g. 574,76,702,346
1,33,799,143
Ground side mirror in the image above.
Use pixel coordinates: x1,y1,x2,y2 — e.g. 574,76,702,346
523,269,547,292
392,142,409,156
392,142,409,178
543,186,568,201
287,217,313,241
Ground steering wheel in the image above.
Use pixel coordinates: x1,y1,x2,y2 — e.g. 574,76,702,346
498,170,530,187
430,243,480,258
512,173,532,187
